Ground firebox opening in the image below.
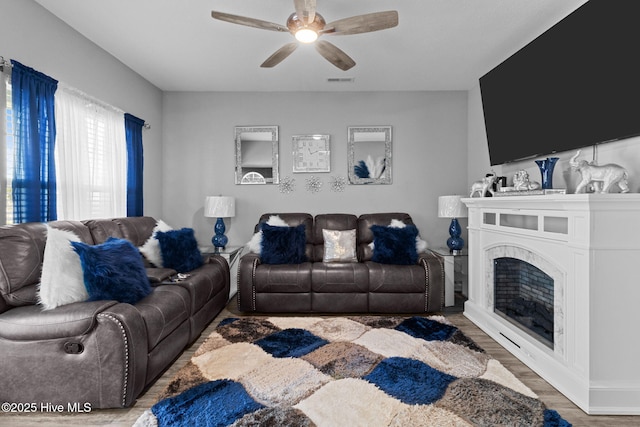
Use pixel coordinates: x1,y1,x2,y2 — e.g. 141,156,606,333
494,257,554,349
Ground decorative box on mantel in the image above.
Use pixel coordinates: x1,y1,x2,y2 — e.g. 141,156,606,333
462,194,640,415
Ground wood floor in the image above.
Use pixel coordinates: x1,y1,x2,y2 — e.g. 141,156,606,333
3,297,638,426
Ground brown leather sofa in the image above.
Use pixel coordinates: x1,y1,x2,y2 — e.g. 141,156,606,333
0,216,229,409
238,213,444,313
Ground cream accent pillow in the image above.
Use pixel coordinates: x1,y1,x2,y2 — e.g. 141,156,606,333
139,220,173,267
247,215,289,254
323,229,358,262
38,226,88,310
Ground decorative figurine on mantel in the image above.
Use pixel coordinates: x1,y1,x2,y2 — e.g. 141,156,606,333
513,170,541,191
469,172,496,197
570,150,629,193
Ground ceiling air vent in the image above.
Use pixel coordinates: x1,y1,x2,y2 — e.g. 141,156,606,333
327,77,355,83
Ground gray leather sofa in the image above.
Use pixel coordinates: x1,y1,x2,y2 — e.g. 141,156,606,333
0,216,230,408
238,213,444,313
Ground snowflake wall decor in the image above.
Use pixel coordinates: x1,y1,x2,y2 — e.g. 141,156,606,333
305,176,323,194
329,176,346,192
278,176,295,194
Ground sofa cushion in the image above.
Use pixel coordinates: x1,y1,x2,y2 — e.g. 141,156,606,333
370,224,419,265
113,216,158,247
254,263,312,293
322,229,357,263
311,262,369,293
156,228,204,273
261,223,307,264
38,226,88,310
72,238,152,305
135,285,190,350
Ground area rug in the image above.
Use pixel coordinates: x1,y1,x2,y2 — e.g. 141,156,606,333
134,315,571,427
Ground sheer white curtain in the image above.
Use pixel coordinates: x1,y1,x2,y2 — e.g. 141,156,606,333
54,85,127,220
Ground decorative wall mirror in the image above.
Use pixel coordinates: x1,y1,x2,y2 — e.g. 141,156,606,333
235,126,279,184
348,126,392,184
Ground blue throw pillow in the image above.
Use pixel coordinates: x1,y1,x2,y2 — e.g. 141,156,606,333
155,228,203,273
371,224,419,265
260,223,307,264
71,237,152,305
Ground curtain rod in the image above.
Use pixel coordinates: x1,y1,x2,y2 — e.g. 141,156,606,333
1,56,150,129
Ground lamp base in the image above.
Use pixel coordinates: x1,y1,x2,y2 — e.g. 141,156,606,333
446,218,465,252
212,217,228,251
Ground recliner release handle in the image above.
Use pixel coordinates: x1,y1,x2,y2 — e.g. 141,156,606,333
64,342,84,354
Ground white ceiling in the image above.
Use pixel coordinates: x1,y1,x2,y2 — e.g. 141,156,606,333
34,0,587,92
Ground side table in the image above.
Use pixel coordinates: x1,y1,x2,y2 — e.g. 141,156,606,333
430,247,468,307
200,246,244,301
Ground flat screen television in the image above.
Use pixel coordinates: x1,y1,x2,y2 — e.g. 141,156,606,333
480,0,640,166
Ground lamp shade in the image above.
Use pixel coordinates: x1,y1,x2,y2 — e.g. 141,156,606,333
204,196,235,218
438,195,467,218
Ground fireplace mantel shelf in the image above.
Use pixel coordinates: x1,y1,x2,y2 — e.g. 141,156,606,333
462,193,640,415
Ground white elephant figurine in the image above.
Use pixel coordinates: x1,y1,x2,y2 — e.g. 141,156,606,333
470,173,496,197
570,150,629,193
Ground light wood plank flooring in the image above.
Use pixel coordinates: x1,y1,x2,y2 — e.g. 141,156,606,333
2,297,638,426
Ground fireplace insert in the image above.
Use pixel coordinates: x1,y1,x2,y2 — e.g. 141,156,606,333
494,257,554,348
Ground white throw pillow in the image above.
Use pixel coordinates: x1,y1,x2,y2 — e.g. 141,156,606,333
247,215,288,254
323,229,357,262
139,220,173,267
38,226,88,310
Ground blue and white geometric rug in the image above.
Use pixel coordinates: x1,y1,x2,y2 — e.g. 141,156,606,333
134,316,571,426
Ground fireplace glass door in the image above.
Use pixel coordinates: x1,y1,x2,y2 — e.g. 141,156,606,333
494,257,554,349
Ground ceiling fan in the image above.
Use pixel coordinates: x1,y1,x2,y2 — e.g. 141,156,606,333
211,0,398,71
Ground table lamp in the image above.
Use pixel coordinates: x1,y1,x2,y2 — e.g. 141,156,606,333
438,195,468,254
204,196,236,251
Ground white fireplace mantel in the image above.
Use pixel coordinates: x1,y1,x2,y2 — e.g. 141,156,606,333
462,193,640,415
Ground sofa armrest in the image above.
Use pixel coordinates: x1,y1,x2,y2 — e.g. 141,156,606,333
237,252,261,312
0,301,149,409
419,251,445,312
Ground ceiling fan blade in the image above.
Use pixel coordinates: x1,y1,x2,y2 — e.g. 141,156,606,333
294,0,316,24
323,11,398,36
261,43,299,68
211,11,288,32
315,40,356,71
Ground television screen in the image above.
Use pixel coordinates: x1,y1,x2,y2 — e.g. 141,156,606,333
480,0,640,166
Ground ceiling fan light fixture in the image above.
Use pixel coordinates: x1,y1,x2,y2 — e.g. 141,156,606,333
287,12,325,43
295,28,318,43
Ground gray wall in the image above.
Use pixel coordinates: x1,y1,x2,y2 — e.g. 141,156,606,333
162,91,469,248
2,0,164,217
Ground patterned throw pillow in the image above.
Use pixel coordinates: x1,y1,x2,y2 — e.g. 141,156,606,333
322,229,358,262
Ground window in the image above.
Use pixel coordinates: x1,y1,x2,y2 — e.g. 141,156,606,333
55,86,127,220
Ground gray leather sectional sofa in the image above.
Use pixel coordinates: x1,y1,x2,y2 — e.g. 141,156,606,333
0,216,229,409
238,213,444,313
